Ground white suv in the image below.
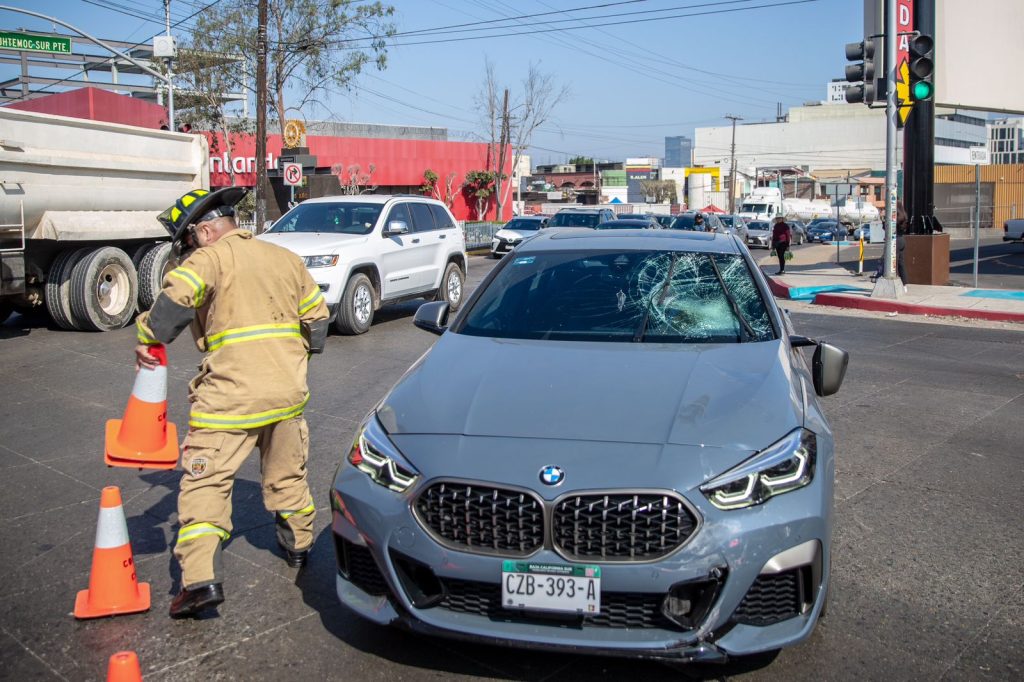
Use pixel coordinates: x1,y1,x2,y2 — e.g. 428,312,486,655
258,195,467,335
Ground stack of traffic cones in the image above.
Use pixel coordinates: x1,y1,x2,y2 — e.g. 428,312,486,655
105,343,178,470
74,487,150,619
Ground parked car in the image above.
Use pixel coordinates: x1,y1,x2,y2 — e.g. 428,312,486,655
547,207,617,229
258,195,467,335
594,218,659,230
787,220,808,245
745,220,772,248
330,228,848,664
719,214,749,242
654,214,675,229
671,212,725,233
1003,218,1024,244
491,215,548,258
806,221,846,243
851,223,873,242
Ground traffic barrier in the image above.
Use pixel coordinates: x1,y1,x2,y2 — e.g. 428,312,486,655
106,651,143,682
74,486,151,619
105,344,179,470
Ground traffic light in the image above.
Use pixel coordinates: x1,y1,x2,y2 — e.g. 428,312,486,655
908,33,934,102
844,39,876,104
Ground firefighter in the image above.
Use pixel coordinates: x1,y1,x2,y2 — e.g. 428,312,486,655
135,188,329,618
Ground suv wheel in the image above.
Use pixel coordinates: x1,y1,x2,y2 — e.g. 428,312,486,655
334,273,375,335
435,262,465,311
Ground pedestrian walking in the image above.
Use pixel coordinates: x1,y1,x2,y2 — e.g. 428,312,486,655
134,187,329,618
771,215,792,275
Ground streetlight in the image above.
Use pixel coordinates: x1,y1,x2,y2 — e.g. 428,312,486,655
0,4,175,130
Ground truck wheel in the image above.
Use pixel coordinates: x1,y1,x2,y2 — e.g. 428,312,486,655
68,247,138,331
433,262,465,312
137,242,173,311
333,273,374,335
45,247,92,330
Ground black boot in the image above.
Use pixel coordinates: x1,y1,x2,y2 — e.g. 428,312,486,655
169,583,224,618
279,542,309,568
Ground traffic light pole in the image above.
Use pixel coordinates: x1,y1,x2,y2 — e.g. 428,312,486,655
872,0,905,299
904,0,936,234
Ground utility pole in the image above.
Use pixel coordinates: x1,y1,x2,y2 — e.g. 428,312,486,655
871,0,904,299
725,115,742,214
255,0,268,231
495,88,510,221
164,0,174,131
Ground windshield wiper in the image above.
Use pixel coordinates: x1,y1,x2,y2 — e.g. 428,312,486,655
707,255,756,342
633,253,679,342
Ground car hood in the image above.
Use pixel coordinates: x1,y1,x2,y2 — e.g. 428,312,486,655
377,333,804,453
257,231,368,255
495,228,539,240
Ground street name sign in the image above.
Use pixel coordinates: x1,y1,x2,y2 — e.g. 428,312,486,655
0,32,72,54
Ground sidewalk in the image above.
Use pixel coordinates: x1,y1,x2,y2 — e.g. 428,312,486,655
758,247,1024,324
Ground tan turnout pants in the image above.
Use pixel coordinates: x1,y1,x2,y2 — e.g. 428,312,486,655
174,416,314,588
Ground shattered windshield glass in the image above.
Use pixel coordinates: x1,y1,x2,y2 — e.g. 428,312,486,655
459,250,775,343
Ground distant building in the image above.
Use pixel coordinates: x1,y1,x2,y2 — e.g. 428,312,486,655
988,117,1024,164
664,136,692,168
625,157,660,203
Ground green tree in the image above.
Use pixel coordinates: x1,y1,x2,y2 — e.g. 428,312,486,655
568,156,594,166
463,170,497,221
188,0,395,136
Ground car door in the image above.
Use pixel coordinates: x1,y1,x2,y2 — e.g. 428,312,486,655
406,201,446,290
378,202,429,299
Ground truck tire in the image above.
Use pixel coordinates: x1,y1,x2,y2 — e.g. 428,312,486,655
137,242,173,311
68,246,138,331
433,261,465,312
45,247,92,330
333,273,374,335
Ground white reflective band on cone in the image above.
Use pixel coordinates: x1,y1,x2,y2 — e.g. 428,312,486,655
132,365,168,403
95,506,130,549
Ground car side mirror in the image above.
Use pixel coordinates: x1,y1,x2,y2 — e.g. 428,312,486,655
812,342,849,397
262,220,274,232
385,220,410,236
414,301,450,336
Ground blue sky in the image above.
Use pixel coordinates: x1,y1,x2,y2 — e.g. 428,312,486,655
1,0,862,163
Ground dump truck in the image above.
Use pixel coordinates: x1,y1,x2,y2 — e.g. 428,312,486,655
0,107,208,330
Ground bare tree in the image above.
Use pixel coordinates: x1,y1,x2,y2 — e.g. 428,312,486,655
333,163,378,194
638,179,677,204
476,62,569,220
190,0,395,136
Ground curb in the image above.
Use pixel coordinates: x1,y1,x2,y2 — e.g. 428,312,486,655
813,292,1024,323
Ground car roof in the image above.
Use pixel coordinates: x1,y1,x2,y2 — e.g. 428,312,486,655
299,194,441,206
509,215,546,221
555,208,608,214
516,228,742,254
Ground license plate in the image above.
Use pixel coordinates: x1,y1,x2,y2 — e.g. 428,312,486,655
501,561,601,614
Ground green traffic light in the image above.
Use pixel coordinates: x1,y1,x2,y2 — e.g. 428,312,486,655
911,80,933,101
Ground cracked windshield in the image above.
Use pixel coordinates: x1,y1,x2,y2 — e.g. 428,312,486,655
461,251,775,343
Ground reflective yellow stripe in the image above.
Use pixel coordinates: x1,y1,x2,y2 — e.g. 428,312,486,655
176,522,230,544
189,394,309,430
298,288,324,315
279,501,315,519
169,266,207,307
136,319,158,344
205,323,302,351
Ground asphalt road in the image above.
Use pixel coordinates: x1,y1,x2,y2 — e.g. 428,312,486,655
1,255,1022,681
826,237,1024,290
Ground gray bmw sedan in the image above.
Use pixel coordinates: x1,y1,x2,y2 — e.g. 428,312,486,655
330,229,848,663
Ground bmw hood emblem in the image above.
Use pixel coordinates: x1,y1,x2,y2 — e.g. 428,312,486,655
540,465,565,486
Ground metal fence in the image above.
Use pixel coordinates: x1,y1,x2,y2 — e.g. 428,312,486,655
459,221,503,250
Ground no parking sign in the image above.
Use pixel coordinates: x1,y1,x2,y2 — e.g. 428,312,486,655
283,162,303,186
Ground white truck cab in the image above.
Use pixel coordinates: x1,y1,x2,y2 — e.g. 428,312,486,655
258,195,467,335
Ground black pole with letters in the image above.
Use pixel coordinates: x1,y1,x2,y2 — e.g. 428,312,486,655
903,0,936,234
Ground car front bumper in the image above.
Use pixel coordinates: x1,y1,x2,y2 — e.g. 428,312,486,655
747,235,770,248
330,447,833,661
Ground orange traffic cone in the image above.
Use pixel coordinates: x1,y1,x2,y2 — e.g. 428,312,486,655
107,651,143,682
105,343,178,470
74,487,151,619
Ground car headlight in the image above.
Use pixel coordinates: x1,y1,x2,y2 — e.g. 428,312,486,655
303,254,339,268
347,416,419,492
700,429,816,510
